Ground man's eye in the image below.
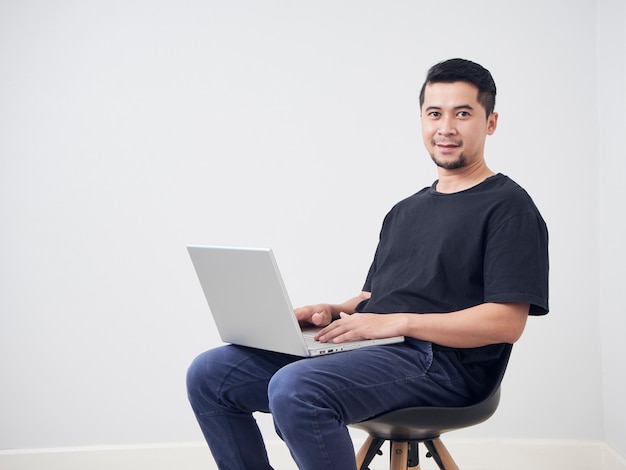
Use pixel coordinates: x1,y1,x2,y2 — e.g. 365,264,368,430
457,111,470,118
428,112,441,118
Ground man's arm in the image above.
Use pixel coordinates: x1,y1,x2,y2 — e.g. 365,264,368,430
314,300,530,348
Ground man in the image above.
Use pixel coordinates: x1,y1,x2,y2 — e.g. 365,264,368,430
186,58,549,470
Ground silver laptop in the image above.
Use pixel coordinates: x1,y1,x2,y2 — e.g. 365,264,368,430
187,245,404,357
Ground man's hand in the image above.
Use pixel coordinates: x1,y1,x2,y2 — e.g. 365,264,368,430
314,312,404,343
295,304,334,328
295,292,372,330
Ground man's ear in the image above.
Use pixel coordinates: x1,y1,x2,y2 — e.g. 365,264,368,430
486,112,498,135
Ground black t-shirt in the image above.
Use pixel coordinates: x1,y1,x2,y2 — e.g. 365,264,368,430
356,173,549,397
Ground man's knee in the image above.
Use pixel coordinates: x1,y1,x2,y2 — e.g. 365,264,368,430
268,361,324,420
186,348,232,409
186,351,213,406
267,364,295,407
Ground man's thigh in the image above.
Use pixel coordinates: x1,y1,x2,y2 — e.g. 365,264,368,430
268,340,463,424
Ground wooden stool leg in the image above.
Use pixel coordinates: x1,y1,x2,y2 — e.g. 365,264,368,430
390,441,414,470
355,435,374,468
355,435,385,470
424,438,459,470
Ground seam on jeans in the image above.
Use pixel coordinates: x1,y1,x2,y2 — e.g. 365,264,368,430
311,406,334,469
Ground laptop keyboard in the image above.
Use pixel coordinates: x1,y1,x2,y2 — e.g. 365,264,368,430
302,328,336,348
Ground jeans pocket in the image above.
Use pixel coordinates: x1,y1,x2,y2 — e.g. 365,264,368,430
425,350,464,387
405,338,434,374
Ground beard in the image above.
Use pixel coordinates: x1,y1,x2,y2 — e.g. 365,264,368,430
430,152,467,170
429,138,467,169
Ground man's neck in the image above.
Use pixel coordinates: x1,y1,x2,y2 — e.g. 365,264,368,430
435,164,495,194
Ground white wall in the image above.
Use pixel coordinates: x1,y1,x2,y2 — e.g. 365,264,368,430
597,0,626,459
0,0,621,456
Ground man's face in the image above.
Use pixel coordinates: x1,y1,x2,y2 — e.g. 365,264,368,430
420,81,497,170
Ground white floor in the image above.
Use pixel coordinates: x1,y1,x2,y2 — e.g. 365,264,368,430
1,438,625,470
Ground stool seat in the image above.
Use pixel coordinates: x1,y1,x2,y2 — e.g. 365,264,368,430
350,387,500,441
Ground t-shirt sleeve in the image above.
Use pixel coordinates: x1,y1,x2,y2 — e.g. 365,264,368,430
483,211,549,314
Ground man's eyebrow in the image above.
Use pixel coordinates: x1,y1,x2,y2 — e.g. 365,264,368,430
424,104,475,112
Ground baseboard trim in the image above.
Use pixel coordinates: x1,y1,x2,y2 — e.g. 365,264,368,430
1,438,624,469
425,438,626,470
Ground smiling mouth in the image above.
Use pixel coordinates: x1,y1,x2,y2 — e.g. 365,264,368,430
432,140,463,152
433,140,462,148
435,144,461,154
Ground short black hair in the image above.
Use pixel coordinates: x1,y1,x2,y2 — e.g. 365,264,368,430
419,58,497,117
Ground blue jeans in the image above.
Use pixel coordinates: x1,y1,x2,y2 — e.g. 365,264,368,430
186,339,470,470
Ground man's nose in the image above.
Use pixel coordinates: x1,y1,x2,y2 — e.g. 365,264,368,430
437,116,457,135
